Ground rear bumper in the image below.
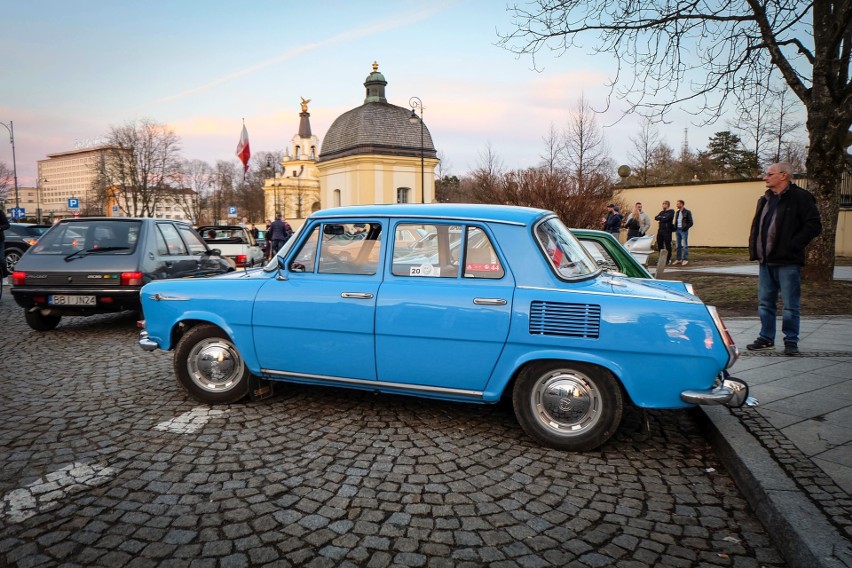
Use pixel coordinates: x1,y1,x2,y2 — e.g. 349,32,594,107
11,286,142,313
681,372,749,408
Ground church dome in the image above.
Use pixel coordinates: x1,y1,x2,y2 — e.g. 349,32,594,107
319,62,437,162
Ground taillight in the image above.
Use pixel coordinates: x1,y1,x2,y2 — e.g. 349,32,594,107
707,305,739,368
236,254,247,266
11,271,26,285
121,272,144,286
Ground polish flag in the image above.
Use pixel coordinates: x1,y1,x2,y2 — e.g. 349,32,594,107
235,123,251,176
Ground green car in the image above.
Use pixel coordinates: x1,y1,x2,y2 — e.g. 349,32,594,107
571,229,654,279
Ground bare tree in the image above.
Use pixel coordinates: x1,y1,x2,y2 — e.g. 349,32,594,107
499,0,852,281
175,159,213,224
469,143,505,204
628,117,661,185
560,95,614,196
0,161,11,203
97,118,182,217
540,124,561,175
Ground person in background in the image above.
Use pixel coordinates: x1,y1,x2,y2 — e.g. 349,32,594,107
673,199,694,265
603,205,623,237
0,208,9,297
625,202,651,240
624,204,643,240
268,212,288,256
654,200,675,264
746,162,821,356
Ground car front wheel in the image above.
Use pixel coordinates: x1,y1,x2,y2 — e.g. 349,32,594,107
513,362,623,452
24,310,62,331
174,324,250,404
5,247,25,273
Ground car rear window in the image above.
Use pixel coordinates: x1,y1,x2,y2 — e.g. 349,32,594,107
535,218,598,279
30,221,141,255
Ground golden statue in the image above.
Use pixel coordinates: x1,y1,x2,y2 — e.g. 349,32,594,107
300,97,311,113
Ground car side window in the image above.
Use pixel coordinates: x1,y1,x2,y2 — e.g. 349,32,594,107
178,225,209,256
291,227,320,273
463,227,504,279
317,223,382,275
156,223,188,256
392,224,460,278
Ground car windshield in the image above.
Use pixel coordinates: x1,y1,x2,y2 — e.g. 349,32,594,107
30,221,141,255
534,217,598,279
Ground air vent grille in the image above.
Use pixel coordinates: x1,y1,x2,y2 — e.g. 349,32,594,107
529,301,601,338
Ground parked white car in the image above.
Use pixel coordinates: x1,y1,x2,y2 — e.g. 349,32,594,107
197,225,264,268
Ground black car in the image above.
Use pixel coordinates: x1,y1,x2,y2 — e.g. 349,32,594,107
4,222,52,274
10,217,233,331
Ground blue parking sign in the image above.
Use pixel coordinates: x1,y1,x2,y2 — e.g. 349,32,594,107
228,206,237,216
68,198,80,209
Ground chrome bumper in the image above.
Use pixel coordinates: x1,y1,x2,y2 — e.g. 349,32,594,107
681,373,749,408
138,330,159,352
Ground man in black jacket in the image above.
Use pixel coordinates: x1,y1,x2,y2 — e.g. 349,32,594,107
673,199,694,265
0,208,9,298
746,162,822,355
654,201,674,264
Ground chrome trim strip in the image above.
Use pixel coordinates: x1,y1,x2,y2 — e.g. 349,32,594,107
516,285,701,303
473,297,507,306
261,369,484,399
308,213,528,227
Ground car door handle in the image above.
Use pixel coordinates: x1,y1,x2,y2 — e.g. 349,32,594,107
473,298,507,306
341,292,374,299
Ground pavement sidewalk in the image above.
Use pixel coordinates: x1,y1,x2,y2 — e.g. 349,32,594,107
701,317,852,568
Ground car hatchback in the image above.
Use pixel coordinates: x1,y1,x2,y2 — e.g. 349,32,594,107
11,217,233,331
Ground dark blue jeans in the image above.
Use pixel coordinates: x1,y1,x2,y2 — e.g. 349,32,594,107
758,264,802,345
675,229,689,261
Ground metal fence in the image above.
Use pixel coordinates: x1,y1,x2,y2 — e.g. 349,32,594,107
794,170,852,207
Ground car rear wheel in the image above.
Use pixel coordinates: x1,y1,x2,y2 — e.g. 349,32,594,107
24,310,62,331
174,324,250,404
513,361,623,452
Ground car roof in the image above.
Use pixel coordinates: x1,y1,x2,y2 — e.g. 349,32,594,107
56,217,187,223
309,204,551,226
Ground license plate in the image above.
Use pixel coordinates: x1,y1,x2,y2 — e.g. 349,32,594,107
49,295,96,306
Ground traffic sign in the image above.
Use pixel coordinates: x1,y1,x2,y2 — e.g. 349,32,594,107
68,198,80,209
10,207,25,219
228,206,237,216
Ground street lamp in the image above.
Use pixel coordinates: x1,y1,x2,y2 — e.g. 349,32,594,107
266,156,281,217
408,97,425,204
38,178,47,224
0,120,20,215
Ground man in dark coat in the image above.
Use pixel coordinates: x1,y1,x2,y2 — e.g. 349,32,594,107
673,199,694,265
654,201,674,264
0,208,9,298
746,162,822,355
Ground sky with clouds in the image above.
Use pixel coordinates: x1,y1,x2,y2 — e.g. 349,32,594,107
2,0,734,187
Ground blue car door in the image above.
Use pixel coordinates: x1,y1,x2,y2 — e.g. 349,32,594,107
252,221,384,381
375,223,514,394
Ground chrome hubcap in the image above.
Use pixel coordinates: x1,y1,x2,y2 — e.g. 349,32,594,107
534,370,601,435
187,338,243,392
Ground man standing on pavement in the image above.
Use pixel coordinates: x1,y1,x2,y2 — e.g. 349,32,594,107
603,205,623,238
673,199,694,265
746,162,822,355
654,201,675,264
268,212,288,256
0,208,9,298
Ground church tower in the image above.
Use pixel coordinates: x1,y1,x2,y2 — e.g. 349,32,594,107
264,98,321,228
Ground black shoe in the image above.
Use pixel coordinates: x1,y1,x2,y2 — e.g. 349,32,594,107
784,343,799,356
746,337,775,351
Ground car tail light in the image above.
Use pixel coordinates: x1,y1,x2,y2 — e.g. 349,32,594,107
121,272,144,286
24,237,39,246
707,305,739,368
11,271,26,285
236,254,247,266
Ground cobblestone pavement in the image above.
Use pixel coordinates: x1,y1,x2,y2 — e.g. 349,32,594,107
0,296,785,567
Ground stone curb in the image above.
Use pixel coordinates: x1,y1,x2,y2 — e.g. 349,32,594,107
700,405,852,568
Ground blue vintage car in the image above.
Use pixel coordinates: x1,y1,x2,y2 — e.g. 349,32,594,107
138,204,746,451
